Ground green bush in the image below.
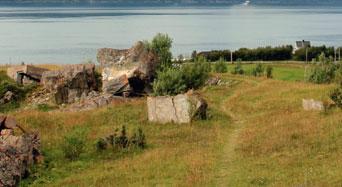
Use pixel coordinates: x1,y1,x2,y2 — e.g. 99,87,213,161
152,67,187,96
334,64,342,86
307,53,341,84
95,138,107,152
213,58,228,73
266,65,273,78
330,87,342,108
95,126,146,152
232,61,244,75
252,63,265,77
153,61,210,96
61,128,86,161
130,128,146,149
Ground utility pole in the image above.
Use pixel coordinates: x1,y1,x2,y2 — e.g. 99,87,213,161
230,50,233,64
334,47,337,63
305,47,308,63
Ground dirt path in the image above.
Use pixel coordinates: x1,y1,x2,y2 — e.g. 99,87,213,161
214,77,262,186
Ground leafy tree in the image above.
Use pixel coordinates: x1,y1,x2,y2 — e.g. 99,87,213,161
150,33,173,69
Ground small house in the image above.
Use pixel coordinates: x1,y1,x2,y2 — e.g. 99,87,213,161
295,40,311,51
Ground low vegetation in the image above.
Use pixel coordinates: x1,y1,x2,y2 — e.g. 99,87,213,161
306,53,341,84
153,61,210,96
0,71,36,112
213,57,228,73
13,63,340,186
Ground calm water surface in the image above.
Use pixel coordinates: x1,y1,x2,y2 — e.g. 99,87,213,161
0,6,341,64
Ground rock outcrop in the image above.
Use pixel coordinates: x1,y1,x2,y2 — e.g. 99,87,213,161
7,65,48,84
0,116,41,187
302,99,324,111
97,41,159,96
41,64,97,104
147,92,207,124
65,91,124,112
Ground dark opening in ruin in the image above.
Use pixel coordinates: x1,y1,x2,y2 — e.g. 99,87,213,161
16,72,41,85
128,77,146,96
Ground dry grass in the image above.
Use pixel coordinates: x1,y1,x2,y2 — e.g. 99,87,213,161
218,76,342,186
3,63,339,186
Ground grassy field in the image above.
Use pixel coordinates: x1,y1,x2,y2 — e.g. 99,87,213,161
1,62,341,186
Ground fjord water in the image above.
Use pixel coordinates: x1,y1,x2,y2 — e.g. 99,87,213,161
0,6,341,64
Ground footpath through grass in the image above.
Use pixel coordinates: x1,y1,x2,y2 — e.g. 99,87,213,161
5,63,340,186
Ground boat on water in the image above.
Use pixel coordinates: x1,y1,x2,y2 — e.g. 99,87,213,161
243,0,251,6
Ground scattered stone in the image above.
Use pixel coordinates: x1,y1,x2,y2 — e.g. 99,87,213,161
0,116,41,186
7,65,48,84
0,91,15,105
98,41,159,96
147,91,207,124
206,76,221,86
41,64,97,104
302,99,324,111
26,87,54,106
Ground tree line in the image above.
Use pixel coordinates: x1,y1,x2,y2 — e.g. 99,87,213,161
193,45,339,62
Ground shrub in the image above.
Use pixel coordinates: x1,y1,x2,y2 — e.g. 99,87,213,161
334,64,342,86
95,126,147,152
213,58,228,73
232,61,244,75
152,67,187,96
95,138,107,152
252,63,264,77
307,62,338,84
182,61,211,89
330,87,342,108
153,61,210,96
61,128,86,161
130,128,146,149
266,65,273,78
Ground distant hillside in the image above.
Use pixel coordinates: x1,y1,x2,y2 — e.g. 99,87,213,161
0,0,342,6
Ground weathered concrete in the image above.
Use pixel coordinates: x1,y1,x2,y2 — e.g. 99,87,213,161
7,65,48,84
41,64,97,104
98,41,159,96
147,92,207,124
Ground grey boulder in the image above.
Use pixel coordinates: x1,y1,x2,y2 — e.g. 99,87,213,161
147,92,207,124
